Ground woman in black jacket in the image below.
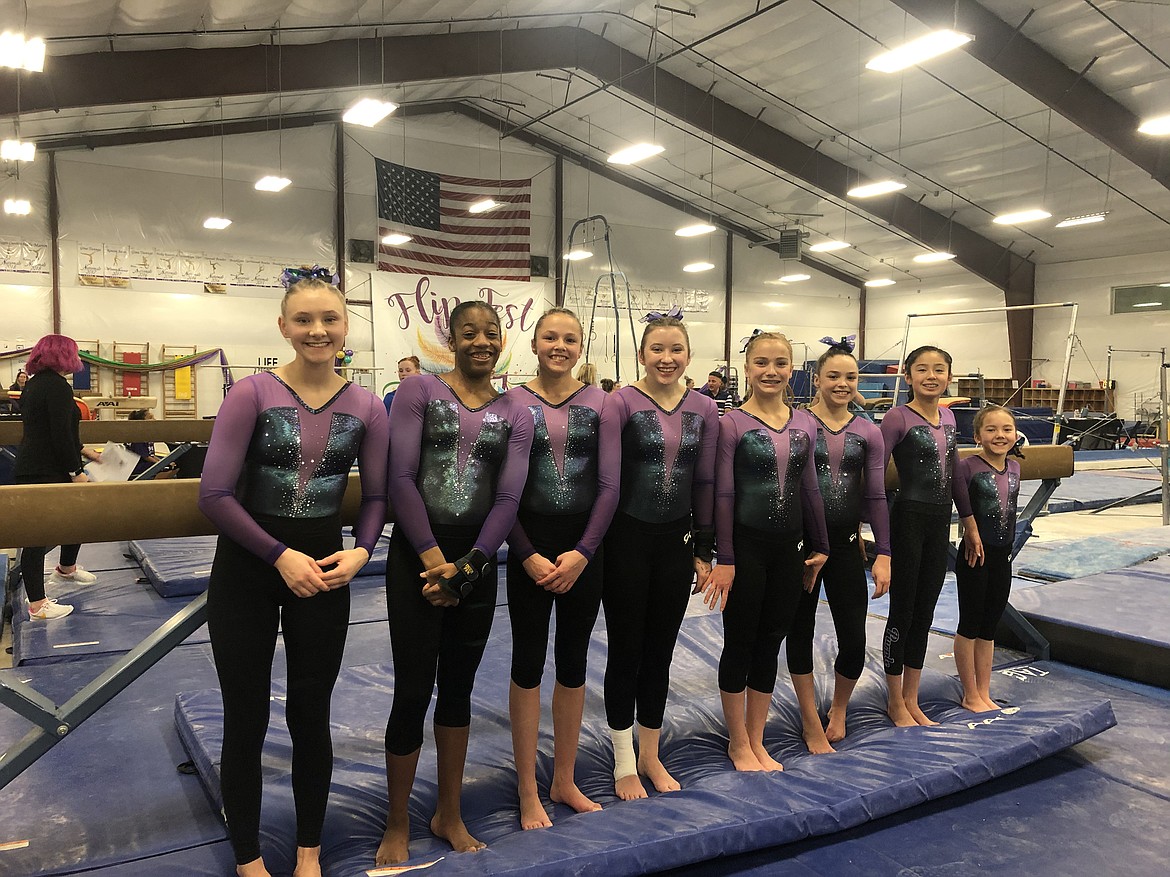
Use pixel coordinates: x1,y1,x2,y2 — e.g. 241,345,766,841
15,335,101,620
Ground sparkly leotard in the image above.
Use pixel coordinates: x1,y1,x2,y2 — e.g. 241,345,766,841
812,413,891,555
881,405,967,511
957,455,1020,547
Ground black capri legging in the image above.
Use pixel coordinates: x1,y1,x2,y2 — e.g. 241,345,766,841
787,527,870,680
883,503,951,676
384,524,498,756
207,513,351,866
507,511,603,690
955,543,1012,640
602,513,693,731
719,525,806,694
16,472,79,604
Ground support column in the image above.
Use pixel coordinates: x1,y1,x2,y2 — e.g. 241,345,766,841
723,231,733,364
554,155,564,306
335,122,346,291
48,151,60,334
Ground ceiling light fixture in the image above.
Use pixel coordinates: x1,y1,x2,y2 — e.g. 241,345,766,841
3,197,30,215
675,222,717,237
779,273,810,282
864,278,896,287
1132,301,1163,308
913,251,957,264
1,139,35,162
1055,212,1107,228
683,261,715,273
342,97,398,127
847,180,906,198
202,217,232,230
468,197,498,214
254,175,291,192
1137,114,1170,136
0,32,45,72
380,232,412,246
866,29,973,73
808,240,850,252
607,142,665,165
563,249,592,261
992,208,1051,225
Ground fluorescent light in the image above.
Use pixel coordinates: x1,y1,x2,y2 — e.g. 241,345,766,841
1,139,35,162
913,251,956,264
341,97,398,127
254,175,291,192
1055,213,1106,228
1160,283,1170,288
866,29,973,73
1133,302,1163,308
3,198,30,215
675,222,717,237
468,197,498,214
1138,114,1170,136
847,180,906,198
203,216,232,230
607,142,664,165
779,273,810,282
381,232,412,246
563,249,592,261
808,240,849,252
864,278,896,287
992,208,1051,225
683,261,715,273
0,33,46,72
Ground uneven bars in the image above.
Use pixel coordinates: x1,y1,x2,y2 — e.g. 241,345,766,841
905,302,1076,318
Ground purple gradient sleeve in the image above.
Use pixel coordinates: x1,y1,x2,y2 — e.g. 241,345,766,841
954,453,975,519
798,415,830,555
860,419,892,556
714,412,742,565
197,378,287,564
692,398,719,530
507,521,537,563
473,396,534,557
353,395,390,555
387,375,440,556
879,405,907,470
575,393,621,560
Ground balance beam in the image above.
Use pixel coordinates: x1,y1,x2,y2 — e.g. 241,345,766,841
0,419,215,446
885,444,1073,491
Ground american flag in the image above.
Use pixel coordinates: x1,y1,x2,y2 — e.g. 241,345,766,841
375,158,532,281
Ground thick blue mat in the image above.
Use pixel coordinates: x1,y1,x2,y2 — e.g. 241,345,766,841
175,613,1113,877
1014,526,1170,581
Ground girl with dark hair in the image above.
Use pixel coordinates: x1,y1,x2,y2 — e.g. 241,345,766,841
880,345,978,727
785,346,890,752
14,334,101,621
603,316,719,799
379,299,534,864
507,306,619,829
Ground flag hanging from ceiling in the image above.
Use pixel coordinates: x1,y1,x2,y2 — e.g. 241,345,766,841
375,158,532,281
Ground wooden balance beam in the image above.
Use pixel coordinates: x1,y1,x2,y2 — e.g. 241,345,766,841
885,444,1073,491
0,418,215,447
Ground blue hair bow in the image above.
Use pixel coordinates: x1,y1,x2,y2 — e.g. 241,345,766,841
818,334,856,353
640,305,684,323
280,265,340,289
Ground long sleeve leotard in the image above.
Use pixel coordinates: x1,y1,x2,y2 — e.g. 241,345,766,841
957,455,1020,547
880,404,972,517
812,413,891,555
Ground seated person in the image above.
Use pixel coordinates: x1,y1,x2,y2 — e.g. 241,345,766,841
125,408,176,478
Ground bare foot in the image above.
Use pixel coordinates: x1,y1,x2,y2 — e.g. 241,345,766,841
749,744,784,772
292,847,322,877
550,780,602,814
518,787,552,830
981,696,1001,713
728,742,764,771
825,709,846,743
803,727,836,755
962,696,993,713
375,813,410,866
236,858,272,877
906,701,939,727
430,812,486,854
887,700,917,728
638,756,681,792
615,772,648,800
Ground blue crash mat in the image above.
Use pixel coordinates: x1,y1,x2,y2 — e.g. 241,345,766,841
175,612,1114,877
1014,526,1170,581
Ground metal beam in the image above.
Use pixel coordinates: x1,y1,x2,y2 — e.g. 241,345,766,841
888,0,1170,191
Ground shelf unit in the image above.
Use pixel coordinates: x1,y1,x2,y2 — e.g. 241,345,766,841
1020,387,1115,412
956,378,1020,406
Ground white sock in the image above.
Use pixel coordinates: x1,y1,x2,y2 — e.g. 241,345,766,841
611,726,637,782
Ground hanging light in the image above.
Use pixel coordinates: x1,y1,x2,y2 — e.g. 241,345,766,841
675,222,716,237
913,251,956,263
866,30,973,73
1137,114,1170,136
563,249,592,261
809,240,850,252
4,198,30,215
203,217,232,230
381,232,412,246
864,278,896,287
1055,212,1107,228
0,33,45,72
254,175,291,192
683,261,715,273
992,208,1051,225
1,139,35,162
847,180,906,198
342,98,398,127
778,273,811,282
608,142,664,165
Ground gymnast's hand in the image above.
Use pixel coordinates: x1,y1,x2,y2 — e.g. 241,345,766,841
701,563,733,612
536,550,588,594
274,549,329,598
962,527,985,567
803,552,828,593
522,552,556,586
420,561,460,607
692,557,713,594
871,554,891,599
317,547,370,589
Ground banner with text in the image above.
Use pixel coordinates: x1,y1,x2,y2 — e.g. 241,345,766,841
371,272,553,397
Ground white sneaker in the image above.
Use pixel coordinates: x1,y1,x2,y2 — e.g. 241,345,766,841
49,566,97,585
29,600,74,620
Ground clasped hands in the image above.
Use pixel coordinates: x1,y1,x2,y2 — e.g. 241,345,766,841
275,546,370,598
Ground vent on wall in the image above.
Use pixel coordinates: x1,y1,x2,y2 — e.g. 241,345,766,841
348,239,375,264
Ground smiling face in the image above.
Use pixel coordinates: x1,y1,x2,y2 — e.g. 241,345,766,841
532,312,582,378
278,286,348,365
815,352,859,409
975,409,1018,455
639,326,691,387
744,337,793,400
448,304,502,379
905,349,952,401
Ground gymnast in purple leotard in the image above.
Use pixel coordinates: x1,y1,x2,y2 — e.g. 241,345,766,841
198,272,388,877
378,300,534,866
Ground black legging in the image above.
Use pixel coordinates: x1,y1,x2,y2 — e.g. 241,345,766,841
718,525,805,694
956,544,1012,640
883,503,951,675
602,513,693,731
206,514,351,866
16,472,79,603
787,527,870,680
507,511,603,690
384,525,498,755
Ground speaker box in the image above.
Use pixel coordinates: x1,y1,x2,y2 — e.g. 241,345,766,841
348,239,375,264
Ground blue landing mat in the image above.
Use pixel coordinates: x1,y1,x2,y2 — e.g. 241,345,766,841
40,540,139,573
9,572,392,666
174,613,1113,877
1014,526,1170,580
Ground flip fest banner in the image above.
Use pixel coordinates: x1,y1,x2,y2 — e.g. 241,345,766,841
371,273,553,397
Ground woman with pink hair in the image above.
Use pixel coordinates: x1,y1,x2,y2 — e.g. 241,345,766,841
14,334,102,620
